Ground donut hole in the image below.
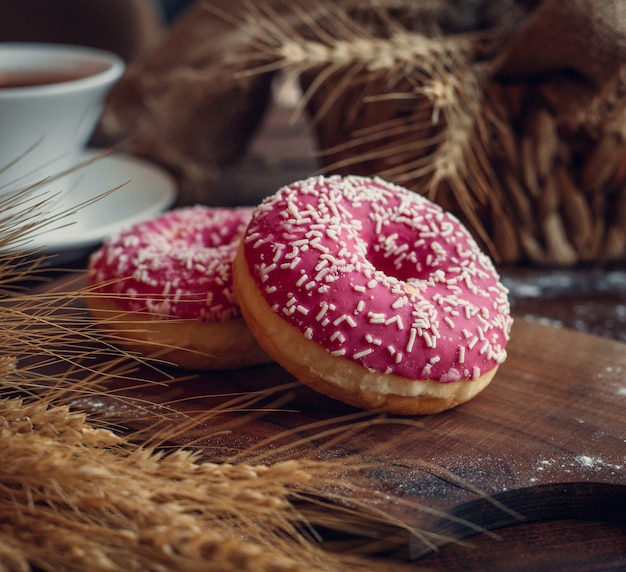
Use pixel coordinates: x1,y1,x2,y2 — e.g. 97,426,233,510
367,224,450,283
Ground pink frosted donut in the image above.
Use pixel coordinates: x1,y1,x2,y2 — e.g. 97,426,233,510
87,206,270,369
233,175,512,414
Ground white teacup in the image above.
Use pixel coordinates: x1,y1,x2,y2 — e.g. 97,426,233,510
0,43,124,217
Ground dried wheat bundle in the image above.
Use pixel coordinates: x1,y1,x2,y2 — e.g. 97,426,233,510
2,397,417,572
0,312,408,569
0,342,486,572
225,0,626,266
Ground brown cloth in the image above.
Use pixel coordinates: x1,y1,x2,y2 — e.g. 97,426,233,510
97,0,275,205
499,0,626,87
497,0,626,135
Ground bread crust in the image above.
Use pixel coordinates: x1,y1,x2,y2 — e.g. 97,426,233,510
86,295,271,370
233,244,495,414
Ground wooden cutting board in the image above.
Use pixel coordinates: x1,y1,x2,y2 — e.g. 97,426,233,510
66,311,626,567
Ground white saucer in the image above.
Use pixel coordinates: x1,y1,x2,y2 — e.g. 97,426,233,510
15,149,177,258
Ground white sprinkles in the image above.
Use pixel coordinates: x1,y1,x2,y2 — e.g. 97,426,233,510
88,206,252,322
242,175,512,382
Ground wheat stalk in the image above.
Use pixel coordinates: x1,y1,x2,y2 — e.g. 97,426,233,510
1,398,386,572
211,1,511,256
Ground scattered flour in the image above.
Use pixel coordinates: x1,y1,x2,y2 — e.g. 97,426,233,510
529,454,624,484
573,454,623,471
576,455,602,469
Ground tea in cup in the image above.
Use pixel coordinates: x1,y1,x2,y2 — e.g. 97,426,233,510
0,42,125,217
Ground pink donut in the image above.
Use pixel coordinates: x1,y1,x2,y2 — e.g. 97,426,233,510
87,206,270,369
233,175,512,414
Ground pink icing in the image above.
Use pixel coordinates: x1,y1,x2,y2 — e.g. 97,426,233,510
88,206,253,322
242,175,512,382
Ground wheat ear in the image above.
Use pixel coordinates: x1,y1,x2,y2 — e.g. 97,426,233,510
214,1,513,257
